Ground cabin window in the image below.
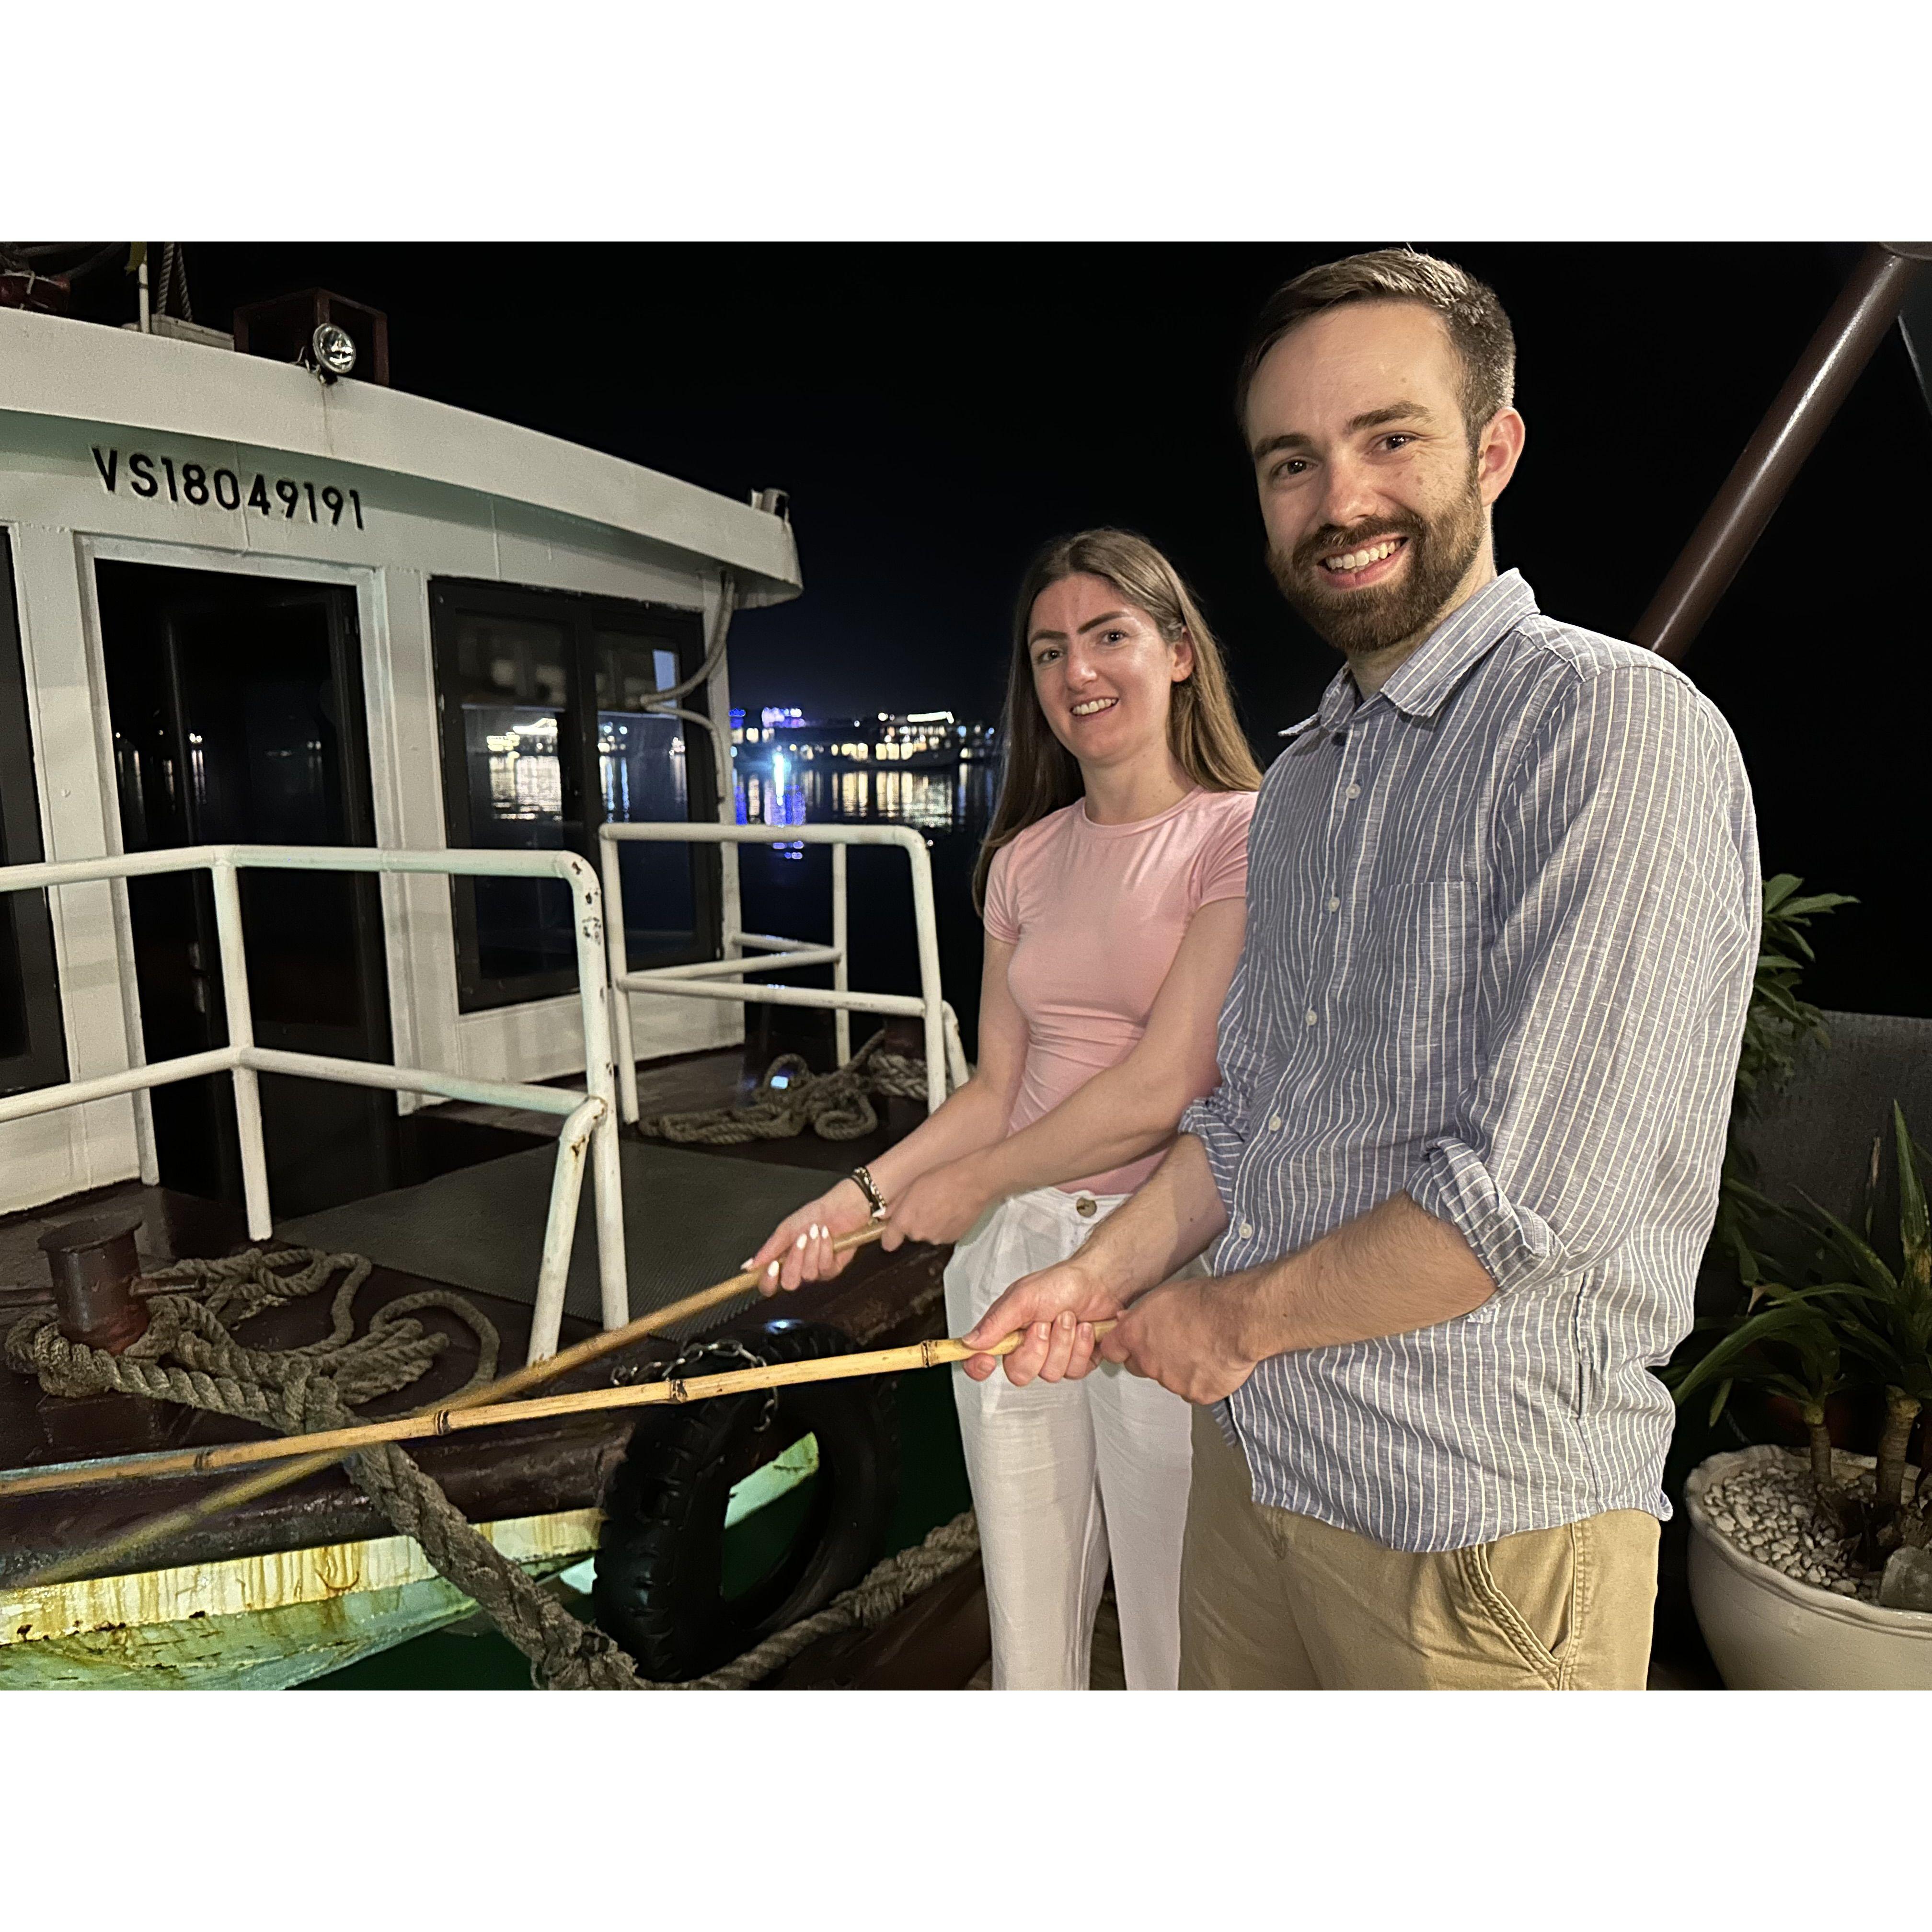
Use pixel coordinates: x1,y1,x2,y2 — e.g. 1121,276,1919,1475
0,531,70,1098
430,579,720,1011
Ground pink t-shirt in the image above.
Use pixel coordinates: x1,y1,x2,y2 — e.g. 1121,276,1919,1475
983,786,1256,1196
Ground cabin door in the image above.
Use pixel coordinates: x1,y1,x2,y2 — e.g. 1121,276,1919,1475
96,561,400,1218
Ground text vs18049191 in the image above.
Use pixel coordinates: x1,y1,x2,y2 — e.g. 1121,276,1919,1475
92,448,365,528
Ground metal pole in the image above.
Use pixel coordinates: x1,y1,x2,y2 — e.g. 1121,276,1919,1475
207,855,272,1239
598,827,640,1127
645,946,845,982
525,1095,603,1364
942,1002,971,1092
0,1047,241,1127
598,821,954,1109
564,853,629,1334
1634,243,1928,664
831,841,851,1066
904,835,947,1114
600,978,927,1016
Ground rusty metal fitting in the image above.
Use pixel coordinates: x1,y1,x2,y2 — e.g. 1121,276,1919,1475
38,1208,150,1353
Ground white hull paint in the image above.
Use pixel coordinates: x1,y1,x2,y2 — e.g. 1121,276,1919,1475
0,1506,600,1690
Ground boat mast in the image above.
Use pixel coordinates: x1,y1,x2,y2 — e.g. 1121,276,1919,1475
1634,242,1931,665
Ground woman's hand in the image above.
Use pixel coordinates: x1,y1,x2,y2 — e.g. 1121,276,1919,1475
880,1158,992,1254
748,1179,874,1294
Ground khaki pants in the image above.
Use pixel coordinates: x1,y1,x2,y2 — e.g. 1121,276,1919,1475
1178,1407,1659,1690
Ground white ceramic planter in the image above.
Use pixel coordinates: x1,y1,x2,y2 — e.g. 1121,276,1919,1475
1684,1446,1932,1690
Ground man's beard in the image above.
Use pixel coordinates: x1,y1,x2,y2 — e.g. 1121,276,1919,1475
1267,476,1486,659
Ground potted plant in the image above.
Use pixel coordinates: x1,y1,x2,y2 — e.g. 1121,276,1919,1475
1668,1096,1932,1688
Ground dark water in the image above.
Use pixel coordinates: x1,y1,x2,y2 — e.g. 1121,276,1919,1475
733,759,998,1064
450,710,998,1056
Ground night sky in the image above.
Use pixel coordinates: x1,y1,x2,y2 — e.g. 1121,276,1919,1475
166,243,1932,1018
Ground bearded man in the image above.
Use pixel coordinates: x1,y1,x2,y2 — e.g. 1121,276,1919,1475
963,249,1762,1689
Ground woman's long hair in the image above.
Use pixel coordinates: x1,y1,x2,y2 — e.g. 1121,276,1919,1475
972,529,1262,912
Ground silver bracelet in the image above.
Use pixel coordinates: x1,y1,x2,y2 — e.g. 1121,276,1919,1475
849,1165,888,1221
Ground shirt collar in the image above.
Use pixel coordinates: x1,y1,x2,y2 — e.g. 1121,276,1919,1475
1299,569,1538,733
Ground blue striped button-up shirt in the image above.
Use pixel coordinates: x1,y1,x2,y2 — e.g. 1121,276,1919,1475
1179,571,1760,1551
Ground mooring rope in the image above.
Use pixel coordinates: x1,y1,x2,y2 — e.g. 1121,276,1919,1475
638,1027,939,1145
6,1249,980,1689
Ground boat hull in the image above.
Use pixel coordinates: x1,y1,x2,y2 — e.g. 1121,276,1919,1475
0,1507,597,1690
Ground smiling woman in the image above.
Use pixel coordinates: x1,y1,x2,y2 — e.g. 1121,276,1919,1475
973,528,1261,908
742,528,1263,1689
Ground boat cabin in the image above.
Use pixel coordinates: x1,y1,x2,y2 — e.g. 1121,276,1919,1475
0,302,802,1224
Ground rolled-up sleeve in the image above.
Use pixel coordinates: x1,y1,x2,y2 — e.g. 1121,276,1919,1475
1406,663,1759,1295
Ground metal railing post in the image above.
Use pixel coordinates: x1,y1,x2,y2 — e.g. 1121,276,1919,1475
942,1002,971,1092
0,843,636,1343
599,831,641,1128
901,833,947,1114
527,1096,603,1363
564,853,630,1337
598,822,954,1115
208,851,273,1240
831,841,851,1066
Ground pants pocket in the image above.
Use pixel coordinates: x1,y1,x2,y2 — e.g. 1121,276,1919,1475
1455,1521,1581,1687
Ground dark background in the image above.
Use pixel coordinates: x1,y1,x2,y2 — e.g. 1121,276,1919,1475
169,243,1931,1018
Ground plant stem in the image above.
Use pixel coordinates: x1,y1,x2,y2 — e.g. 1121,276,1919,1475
1874,1387,1921,1520
1802,1405,1835,1488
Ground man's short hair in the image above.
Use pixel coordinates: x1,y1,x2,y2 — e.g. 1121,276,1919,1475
1235,248,1517,444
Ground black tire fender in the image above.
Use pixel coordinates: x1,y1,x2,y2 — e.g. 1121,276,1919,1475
592,1317,899,1682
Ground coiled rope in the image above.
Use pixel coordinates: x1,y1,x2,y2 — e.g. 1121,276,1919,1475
638,1027,938,1146
6,1248,979,1688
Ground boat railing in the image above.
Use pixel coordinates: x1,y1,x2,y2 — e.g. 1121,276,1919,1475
598,821,968,1126
0,843,627,1365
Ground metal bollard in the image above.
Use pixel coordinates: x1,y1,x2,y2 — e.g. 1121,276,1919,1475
38,1209,150,1354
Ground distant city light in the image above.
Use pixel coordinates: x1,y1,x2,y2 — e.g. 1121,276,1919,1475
761,706,804,728
906,710,954,724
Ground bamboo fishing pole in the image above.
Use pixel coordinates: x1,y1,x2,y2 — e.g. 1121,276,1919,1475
11,1226,889,1588
0,1317,1115,1503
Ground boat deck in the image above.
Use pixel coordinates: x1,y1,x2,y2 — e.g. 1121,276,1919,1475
0,1048,950,1593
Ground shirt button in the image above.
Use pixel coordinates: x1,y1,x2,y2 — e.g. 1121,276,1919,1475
1239,1221,1254,1240
1345,783,1361,799
1075,1196,1096,1218
1268,1115,1283,1131
1304,1008,1317,1026
1326,896,1341,912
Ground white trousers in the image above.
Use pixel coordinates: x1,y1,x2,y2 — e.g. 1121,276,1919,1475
944,1184,1195,1690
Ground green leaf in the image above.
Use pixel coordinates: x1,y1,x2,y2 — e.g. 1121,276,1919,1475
1777,893,1858,919
1668,1297,1831,1402
1795,1192,1901,1298
1895,1102,1929,1265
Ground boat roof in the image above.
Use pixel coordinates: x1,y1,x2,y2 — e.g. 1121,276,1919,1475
0,308,803,607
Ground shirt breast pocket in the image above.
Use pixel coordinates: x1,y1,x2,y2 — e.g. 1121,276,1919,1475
1351,877,1481,1095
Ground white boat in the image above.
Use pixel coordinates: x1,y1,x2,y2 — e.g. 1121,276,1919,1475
0,285,967,1688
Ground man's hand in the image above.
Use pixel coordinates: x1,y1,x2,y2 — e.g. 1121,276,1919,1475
961,1259,1126,1386
881,1158,990,1253
1100,1274,1258,1404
